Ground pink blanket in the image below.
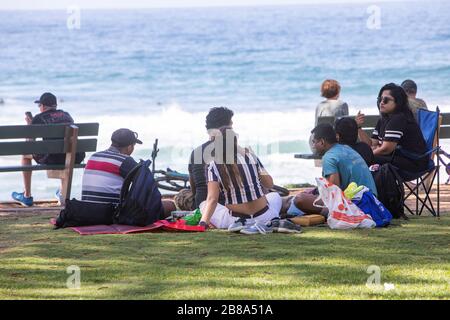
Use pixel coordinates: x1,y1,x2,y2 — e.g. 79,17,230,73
50,218,205,235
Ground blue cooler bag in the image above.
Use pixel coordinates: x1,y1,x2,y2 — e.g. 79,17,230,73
353,191,393,227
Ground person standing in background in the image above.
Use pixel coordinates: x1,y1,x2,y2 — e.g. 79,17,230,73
310,79,349,160
315,79,349,125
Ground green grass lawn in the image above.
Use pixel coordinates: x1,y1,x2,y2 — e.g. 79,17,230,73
0,212,449,300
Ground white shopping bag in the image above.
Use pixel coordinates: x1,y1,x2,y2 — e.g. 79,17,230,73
314,177,375,229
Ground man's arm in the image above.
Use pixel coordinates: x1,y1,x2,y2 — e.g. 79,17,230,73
188,167,196,195
25,113,38,142
322,153,341,187
119,157,139,178
326,173,340,187
188,152,196,195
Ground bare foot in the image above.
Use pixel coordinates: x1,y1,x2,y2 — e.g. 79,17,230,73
161,200,176,219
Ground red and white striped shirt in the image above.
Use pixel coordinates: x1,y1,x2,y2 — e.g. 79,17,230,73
81,147,138,204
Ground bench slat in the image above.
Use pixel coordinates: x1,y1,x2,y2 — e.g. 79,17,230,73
439,126,450,139
0,140,65,155
76,138,98,152
0,163,86,173
0,138,97,155
0,123,99,139
294,154,321,159
440,113,450,124
317,115,380,128
76,123,99,136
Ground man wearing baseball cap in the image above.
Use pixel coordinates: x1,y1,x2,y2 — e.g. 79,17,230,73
34,92,58,108
111,128,143,149
81,129,175,216
11,92,85,207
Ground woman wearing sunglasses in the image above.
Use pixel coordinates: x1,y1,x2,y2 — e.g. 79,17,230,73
357,83,428,173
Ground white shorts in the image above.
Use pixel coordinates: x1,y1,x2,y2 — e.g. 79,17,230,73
199,192,282,229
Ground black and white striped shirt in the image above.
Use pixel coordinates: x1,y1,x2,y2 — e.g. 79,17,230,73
372,113,427,155
207,152,267,205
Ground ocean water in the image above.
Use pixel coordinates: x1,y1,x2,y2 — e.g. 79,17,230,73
1,2,450,200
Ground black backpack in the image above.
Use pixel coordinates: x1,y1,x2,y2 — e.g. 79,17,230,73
372,163,405,219
114,160,164,226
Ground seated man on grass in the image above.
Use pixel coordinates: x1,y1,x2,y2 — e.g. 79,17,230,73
81,128,175,217
177,107,230,210
289,123,377,217
11,92,85,207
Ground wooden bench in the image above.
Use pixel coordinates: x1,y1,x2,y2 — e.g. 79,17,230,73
0,123,99,204
295,111,450,159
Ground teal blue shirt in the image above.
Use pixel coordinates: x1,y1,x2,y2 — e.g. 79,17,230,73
322,144,378,196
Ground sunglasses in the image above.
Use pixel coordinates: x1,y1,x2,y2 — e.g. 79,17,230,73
377,96,395,105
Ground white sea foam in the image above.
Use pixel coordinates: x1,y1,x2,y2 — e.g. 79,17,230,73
1,101,450,201
0,102,318,200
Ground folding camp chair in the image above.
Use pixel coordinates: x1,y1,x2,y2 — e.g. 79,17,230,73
395,107,441,217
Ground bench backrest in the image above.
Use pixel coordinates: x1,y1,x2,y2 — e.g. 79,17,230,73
0,123,99,156
440,113,450,139
317,115,379,137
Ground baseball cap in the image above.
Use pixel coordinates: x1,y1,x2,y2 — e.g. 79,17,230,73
34,92,57,108
111,128,143,147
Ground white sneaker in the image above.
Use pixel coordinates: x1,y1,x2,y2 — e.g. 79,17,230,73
240,221,273,235
228,217,248,232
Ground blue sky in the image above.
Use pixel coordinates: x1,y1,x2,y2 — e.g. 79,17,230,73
0,0,413,10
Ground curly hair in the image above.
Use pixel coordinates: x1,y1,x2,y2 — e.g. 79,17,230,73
205,107,234,130
321,79,341,99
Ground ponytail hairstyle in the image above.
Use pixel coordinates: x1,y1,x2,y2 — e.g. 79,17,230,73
212,126,242,192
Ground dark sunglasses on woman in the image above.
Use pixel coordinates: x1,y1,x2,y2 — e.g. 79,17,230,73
377,96,394,106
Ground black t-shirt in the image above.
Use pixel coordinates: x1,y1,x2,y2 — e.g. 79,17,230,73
371,113,427,156
348,142,375,166
188,140,225,208
31,109,85,164
32,109,74,125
